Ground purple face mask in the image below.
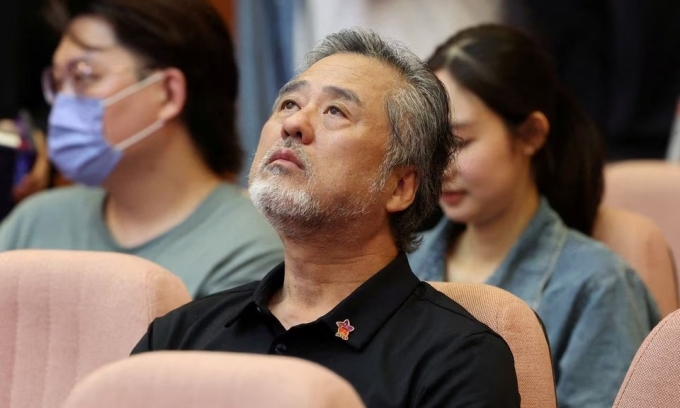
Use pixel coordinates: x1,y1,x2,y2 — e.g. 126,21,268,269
47,72,165,186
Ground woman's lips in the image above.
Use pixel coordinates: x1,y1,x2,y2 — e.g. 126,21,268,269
440,191,466,206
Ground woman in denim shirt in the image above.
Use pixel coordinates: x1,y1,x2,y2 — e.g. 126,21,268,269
410,25,660,408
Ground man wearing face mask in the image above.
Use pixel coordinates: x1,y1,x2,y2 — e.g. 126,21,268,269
0,0,284,299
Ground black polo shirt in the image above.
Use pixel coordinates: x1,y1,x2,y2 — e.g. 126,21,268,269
132,253,520,407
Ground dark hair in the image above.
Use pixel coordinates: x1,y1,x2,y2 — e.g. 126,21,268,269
303,29,457,252
46,0,242,176
428,24,604,235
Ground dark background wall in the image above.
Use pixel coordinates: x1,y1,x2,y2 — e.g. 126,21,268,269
0,0,56,126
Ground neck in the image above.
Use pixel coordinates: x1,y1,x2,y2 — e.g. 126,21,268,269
450,187,541,281
103,126,226,247
269,218,398,329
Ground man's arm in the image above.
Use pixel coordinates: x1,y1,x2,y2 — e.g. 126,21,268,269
415,332,521,408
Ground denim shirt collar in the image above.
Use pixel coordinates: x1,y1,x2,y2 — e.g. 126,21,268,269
488,199,569,309
413,198,569,310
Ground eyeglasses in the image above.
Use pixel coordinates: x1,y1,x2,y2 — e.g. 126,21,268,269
41,59,143,105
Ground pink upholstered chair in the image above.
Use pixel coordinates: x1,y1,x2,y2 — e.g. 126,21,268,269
0,250,191,408
62,351,366,408
603,160,680,294
429,282,556,408
593,206,679,316
613,308,680,407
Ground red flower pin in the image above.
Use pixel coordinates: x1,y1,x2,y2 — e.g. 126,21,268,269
335,319,355,341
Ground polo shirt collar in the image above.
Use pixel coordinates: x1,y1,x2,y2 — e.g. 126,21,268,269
223,253,421,350
221,263,285,327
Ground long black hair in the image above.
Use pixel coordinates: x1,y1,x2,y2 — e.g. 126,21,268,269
428,24,604,235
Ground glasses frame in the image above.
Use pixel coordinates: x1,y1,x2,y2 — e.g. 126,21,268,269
42,58,147,105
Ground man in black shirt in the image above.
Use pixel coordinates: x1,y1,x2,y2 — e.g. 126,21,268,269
132,28,520,407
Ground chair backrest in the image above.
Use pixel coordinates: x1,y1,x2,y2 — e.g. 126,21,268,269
603,160,680,294
0,250,191,408
429,282,556,408
613,308,680,408
62,351,366,408
593,205,679,316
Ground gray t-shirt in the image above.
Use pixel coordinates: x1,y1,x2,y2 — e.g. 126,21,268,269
0,183,284,298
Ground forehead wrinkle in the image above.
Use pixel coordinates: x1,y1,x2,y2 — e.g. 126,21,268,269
322,85,362,107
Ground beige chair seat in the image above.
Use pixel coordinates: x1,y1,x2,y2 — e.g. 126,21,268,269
613,308,680,407
62,351,366,408
604,160,680,296
593,205,678,316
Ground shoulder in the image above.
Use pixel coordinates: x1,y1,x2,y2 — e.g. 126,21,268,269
408,284,519,406
558,229,637,285
133,281,260,353
0,186,101,246
549,229,657,317
200,184,280,242
11,186,101,216
409,283,506,341
152,281,259,334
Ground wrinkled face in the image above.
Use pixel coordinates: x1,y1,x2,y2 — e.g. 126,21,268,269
50,16,165,150
248,53,399,233
436,69,533,225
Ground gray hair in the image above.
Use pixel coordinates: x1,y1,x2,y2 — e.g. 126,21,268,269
301,28,457,252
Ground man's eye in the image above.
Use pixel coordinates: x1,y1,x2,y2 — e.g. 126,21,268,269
281,100,297,110
327,106,345,117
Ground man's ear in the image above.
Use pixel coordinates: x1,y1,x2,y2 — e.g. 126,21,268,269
157,68,187,122
518,111,549,156
385,167,418,214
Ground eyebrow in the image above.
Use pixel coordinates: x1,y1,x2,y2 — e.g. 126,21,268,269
276,80,309,101
275,80,363,108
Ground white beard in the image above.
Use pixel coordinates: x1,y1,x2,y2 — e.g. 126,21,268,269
249,175,324,226
249,171,383,240
248,140,386,239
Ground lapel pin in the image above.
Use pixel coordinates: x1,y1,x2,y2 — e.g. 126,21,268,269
335,319,355,341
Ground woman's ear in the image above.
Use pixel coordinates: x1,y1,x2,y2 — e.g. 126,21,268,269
518,111,549,156
157,68,187,122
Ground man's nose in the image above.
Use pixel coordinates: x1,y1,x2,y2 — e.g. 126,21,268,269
280,109,314,144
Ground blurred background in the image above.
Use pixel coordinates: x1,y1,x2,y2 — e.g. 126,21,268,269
1,0,679,190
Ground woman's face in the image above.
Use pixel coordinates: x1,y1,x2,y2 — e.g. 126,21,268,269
436,69,535,226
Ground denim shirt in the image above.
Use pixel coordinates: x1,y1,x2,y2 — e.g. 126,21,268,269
409,199,660,408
